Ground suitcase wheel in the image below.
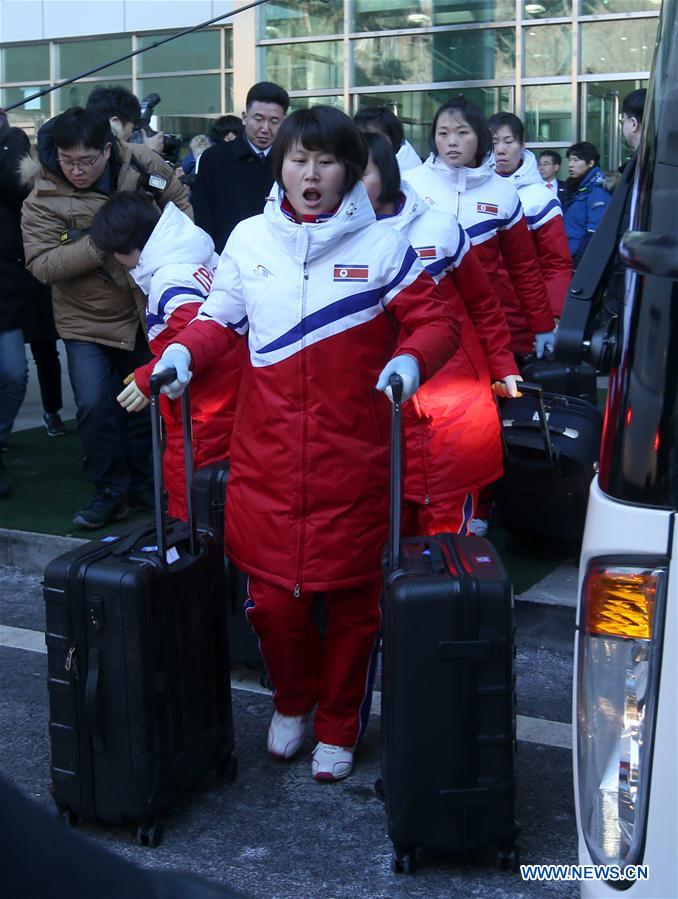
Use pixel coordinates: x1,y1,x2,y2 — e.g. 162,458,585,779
217,753,238,784
136,820,162,849
496,846,520,872
57,805,78,828
373,777,384,802
392,846,416,875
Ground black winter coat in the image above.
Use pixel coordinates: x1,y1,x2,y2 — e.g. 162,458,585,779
191,134,274,253
0,124,33,331
0,122,56,339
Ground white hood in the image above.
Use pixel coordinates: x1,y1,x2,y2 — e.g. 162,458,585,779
421,151,494,193
396,140,422,173
492,148,543,190
130,202,215,294
263,181,377,263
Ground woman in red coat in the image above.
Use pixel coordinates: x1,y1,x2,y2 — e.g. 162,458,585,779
363,132,522,535
151,108,460,783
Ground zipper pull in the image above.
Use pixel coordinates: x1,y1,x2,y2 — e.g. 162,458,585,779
303,263,309,281
65,644,79,679
293,583,301,598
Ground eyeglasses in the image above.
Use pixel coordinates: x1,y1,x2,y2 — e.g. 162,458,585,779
57,150,104,172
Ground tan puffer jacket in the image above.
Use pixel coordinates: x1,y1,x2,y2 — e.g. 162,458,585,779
21,130,192,350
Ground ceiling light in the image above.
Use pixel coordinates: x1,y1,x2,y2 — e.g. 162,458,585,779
525,3,546,12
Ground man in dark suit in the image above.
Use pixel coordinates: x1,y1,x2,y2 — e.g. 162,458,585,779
192,82,290,253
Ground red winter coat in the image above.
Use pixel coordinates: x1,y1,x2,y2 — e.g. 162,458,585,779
130,204,243,519
406,155,555,354
494,150,572,351
174,183,460,592
377,186,517,505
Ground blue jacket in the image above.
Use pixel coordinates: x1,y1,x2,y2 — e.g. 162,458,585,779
563,165,611,260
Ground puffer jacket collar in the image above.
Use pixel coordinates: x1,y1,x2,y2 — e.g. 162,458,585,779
36,115,121,191
263,180,377,264
376,181,427,234
130,203,215,294
422,151,494,194
492,148,542,189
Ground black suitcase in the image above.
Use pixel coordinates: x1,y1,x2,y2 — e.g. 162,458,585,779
494,382,603,545
380,375,518,875
194,460,267,673
519,351,598,405
44,371,236,846
194,461,325,676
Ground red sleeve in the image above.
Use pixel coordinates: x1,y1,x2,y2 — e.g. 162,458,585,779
498,216,555,334
450,252,518,381
134,302,202,396
531,216,572,318
170,318,240,373
387,269,461,384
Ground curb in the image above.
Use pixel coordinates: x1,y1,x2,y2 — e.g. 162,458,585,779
0,528,86,576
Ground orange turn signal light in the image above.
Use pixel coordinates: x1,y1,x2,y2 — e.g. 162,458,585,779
584,567,659,640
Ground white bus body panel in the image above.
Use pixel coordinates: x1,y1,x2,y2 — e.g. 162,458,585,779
574,478,677,898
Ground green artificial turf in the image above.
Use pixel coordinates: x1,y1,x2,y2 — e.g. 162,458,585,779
1,420,569,595
0,421,152,539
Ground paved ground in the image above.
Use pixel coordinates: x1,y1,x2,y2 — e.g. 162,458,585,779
1,565,579,898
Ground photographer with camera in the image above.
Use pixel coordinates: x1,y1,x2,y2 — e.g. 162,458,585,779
20,106,191,529
87,85,165,155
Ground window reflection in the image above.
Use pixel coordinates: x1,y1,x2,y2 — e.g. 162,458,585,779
523,83,572,143
137,75,221,116
354,0,515,31
580,19,658,74
265,42,342,92
262,0,343,39
523,0,571,17
137,30,220,74
55,38,131,80
525,24,572,77
1,46,49,82
581,0,661,13
353,29,515,87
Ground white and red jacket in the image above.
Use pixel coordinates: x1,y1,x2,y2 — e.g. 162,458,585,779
131,203,243,518
377,184,516,505
495,149,572,342
405,154,555,353
396,140,421,173
174,181,460,593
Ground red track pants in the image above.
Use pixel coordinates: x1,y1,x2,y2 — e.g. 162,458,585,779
401,490,477,537
245,577,382,748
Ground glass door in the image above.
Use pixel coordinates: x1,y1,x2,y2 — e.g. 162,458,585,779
584,83,620,172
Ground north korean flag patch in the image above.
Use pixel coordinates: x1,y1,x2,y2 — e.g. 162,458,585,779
333,264,369,282
476,202,499,215
414,246,437,260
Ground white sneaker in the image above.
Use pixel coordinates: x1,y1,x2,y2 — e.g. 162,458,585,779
312,742,353,782
468,518,489,537
267,711,309,759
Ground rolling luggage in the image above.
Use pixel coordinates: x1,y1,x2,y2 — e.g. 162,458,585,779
193,460,267,673
380,375,518,875
519,351,598,405
494,382,603,545
194,461,325,676
44,370,236,846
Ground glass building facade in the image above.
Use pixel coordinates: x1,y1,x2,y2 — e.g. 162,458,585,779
0,0,661,170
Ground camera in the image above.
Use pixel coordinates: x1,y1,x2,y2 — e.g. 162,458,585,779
129,92,186,166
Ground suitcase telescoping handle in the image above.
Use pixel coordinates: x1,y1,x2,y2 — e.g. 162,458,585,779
499,380,554,466
388,374,404,571
149,367,199,563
